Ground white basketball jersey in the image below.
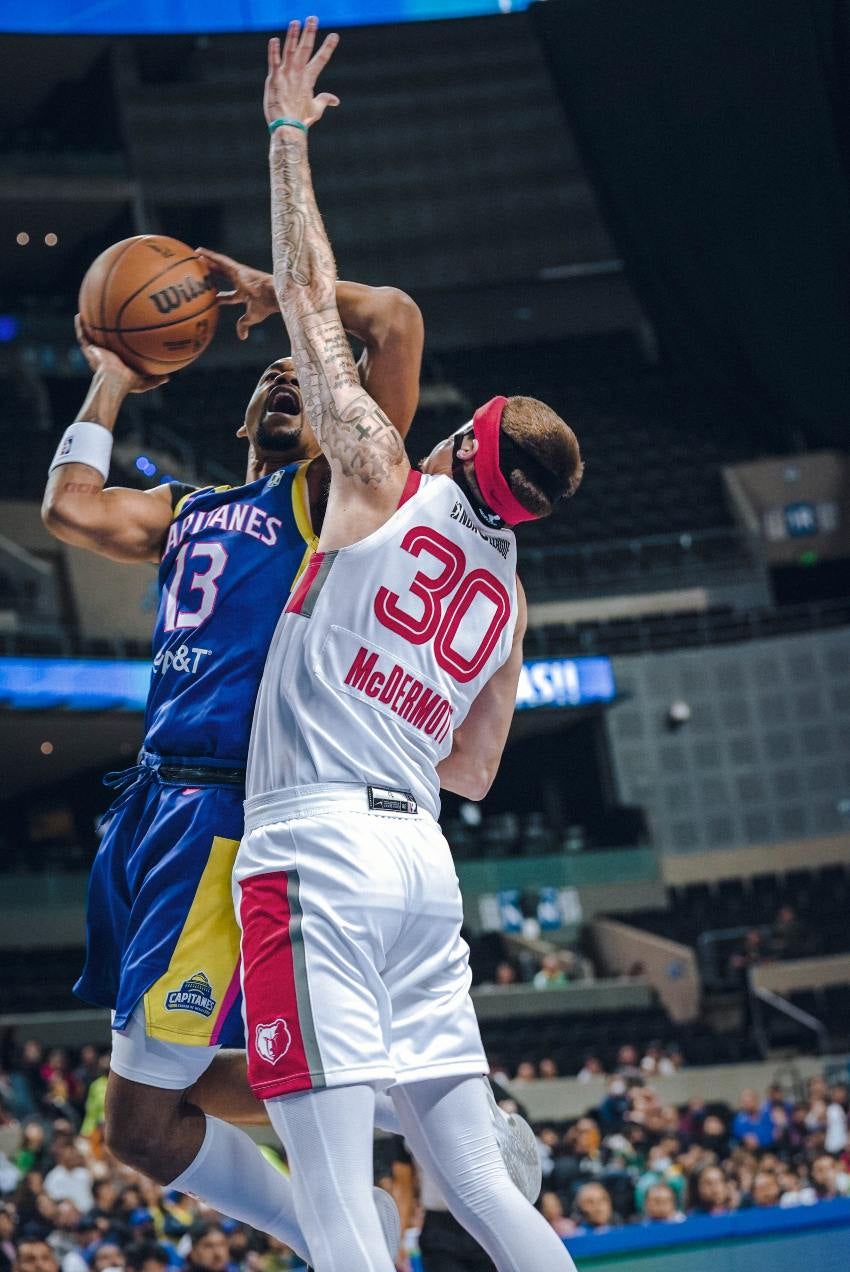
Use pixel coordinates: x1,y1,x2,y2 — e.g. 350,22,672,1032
246,471,518,818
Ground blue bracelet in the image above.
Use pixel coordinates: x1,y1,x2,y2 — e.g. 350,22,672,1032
268,117,308,135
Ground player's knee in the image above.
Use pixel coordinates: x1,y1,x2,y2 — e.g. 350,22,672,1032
104,1097,176,1179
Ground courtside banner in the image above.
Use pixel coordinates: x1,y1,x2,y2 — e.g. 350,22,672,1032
0,654,613,712
1,0,529,35
0,657,150,711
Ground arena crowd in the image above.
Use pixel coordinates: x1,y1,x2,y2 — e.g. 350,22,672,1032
1,1033,848,1270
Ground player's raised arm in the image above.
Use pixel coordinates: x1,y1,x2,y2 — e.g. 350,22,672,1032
264,19,409,538
41,320,173,564
196,247,423,437
437,578,528,800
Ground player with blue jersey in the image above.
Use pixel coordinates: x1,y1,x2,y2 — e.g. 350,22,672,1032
41,265,423,1263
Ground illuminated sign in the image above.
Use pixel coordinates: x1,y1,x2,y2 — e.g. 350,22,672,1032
2,1,529,35
515,655,615,710
0,658,150,711
0,652,614,712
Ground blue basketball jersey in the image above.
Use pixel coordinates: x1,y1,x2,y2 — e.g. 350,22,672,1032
143,464,317,764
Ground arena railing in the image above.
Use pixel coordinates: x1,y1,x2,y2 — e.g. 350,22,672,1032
750,980,831,1058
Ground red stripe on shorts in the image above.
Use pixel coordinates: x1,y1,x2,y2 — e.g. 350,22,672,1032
239,871,314,1096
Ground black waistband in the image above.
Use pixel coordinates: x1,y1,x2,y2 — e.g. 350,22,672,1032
158,763,246,788
104,755,247,792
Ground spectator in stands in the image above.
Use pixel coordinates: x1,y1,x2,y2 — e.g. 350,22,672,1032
42,1143,92,1215
14,1128,50,1179
640,1183,685,1224
16,1045,47,1114
533,954,568,990
91,1244,126,1272
728,929,764,986
597,1077,631,1131
493,962,518,988
538,1193,578,1239
573,1183,617,1234
781,1153,849,1206
0,1205,16,1272
731,1089,775,1149
512,1062,538,1084
576,1056,605,1083
550,1119,606,1198
70,1051,99,1103
615,1046,641,1078
44,1200,82,1265
749,1171,782,1208
185,1223,234,1272
538,1059,559,1081
635,1143,686,1214
13,1239,58,1272
535,1128,559,1182
769,905,808,961
124,1245,170,1272
695,1113,731,1158
687,1164,732,1216
826,1084,849,1154
640,1044,677,1076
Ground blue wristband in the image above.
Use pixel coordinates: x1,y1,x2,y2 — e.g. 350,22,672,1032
268,117,308,135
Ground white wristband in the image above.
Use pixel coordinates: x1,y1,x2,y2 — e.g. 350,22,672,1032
49,421,114,482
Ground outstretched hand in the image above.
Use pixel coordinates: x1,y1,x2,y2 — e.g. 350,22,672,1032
75,315,168,393
264,16,340,129
195,248,277,340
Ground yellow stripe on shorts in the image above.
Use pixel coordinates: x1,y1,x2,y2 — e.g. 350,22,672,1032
144,834,241,1045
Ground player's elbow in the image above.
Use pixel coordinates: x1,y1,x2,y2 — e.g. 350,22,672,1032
372,287,423,347
390,289,424,343
41,489,74,541
42,487,97,547
460,768,493,798
448,759,497,803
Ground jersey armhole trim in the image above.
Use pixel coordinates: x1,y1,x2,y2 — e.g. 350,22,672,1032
290,462,320,588
397,467,422,509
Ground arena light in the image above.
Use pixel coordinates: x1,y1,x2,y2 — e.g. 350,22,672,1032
16,232,29,246
515,655,615,710
2,1,532,35
0,657,150,711
0,655,615,714
44,232,59,247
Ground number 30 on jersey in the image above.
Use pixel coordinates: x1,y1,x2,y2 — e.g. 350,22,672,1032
374,526,511,683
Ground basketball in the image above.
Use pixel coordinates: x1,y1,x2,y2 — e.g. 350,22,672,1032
78,234,219,376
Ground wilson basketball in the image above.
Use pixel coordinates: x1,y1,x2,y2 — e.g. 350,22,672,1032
79,234,219,376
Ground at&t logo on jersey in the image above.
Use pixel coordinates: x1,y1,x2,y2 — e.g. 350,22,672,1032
255,1018,292,1065
165,971,216,1017
153,643,212,675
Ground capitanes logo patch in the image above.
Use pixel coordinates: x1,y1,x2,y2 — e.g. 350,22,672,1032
255,1018,292,1066
165,971,216,1018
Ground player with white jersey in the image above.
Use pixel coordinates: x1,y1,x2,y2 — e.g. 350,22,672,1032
246,462,517,819
234,21,585,1272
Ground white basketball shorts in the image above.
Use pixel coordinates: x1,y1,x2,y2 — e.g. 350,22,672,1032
234,783,487,1101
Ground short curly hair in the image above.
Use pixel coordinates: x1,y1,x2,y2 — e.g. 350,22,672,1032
499,396,584,519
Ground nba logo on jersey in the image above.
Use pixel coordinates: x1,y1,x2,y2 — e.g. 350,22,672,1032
255,1018,292,1065
164,970,217,1018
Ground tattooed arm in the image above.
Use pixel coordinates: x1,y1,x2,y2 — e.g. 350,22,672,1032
42,320,172,564
265,20,409,547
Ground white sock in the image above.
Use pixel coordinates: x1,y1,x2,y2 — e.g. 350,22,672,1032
168,1115,310,1264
